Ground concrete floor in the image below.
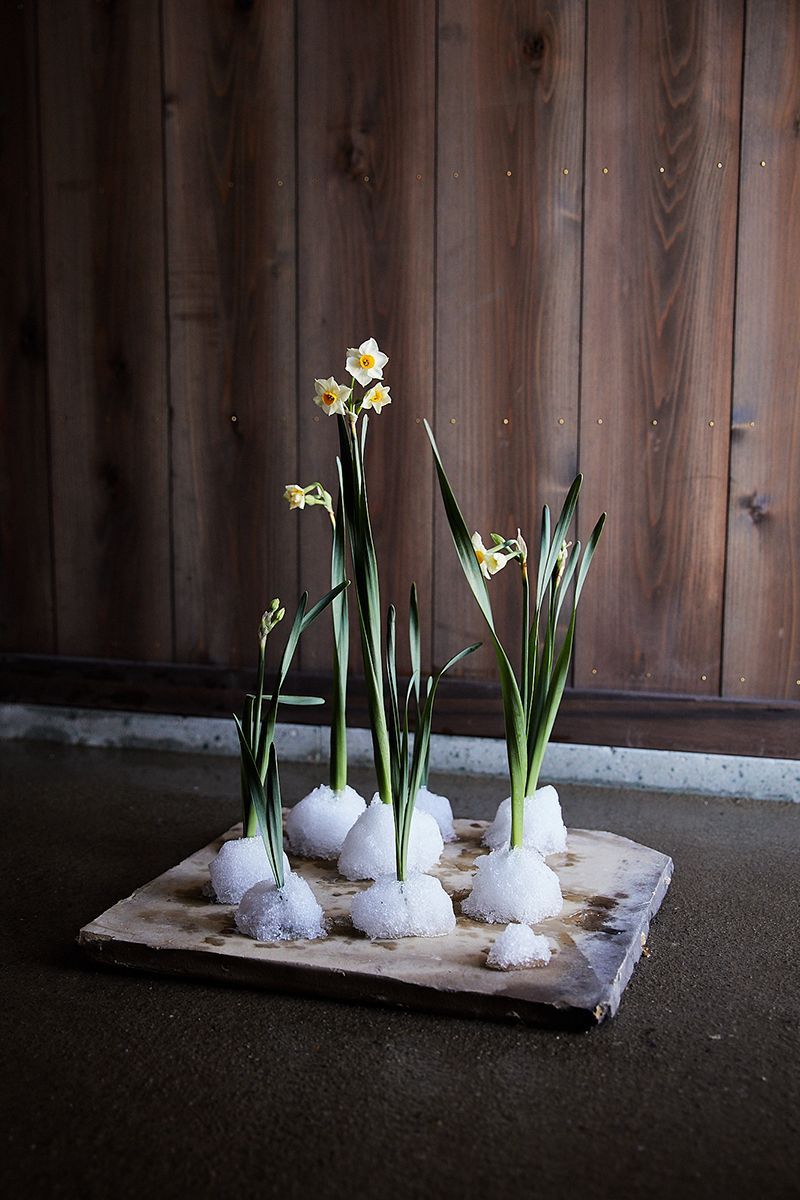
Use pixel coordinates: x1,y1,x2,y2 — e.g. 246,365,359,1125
1,740,798,1199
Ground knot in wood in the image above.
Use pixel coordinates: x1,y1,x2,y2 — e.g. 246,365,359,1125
741,492,769,524
337,137,370,182
521,32,547,70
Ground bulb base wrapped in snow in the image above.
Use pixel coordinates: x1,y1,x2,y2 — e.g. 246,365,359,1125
486,923,552,971
235,872,326,941
284,783,366,860
415,785,457,843
483,786,567,856
338,795,444,881
351,873,456,939
208,837,291,905
462,846,563,925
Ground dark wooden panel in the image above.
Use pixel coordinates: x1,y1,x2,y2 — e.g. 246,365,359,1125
37,0,171,659
722,0,800,701
3,654,798,760
163,0,297,666
0,0,53,652
296,0,436,673
576,0,743,694
434,0,585,679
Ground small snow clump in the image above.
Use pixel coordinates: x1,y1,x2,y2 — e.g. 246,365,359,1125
208,837,290,905
338,795,443,881
483,785,567,856
284,783,366,859
486,923,552,970
462,846,563,924
415,785,458,842
351,873,456,939
235,872,326,941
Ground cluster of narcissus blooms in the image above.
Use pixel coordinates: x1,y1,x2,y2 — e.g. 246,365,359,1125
312,337,392,418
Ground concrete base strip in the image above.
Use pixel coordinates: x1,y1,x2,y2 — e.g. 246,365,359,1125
1,703,797,803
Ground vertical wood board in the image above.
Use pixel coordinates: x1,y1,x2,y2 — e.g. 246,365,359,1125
164,0,298,666
723,0,800,700
576,0,743,694
296,0,436,674
0,0,54,652
434,0,585,679
38,0,171,659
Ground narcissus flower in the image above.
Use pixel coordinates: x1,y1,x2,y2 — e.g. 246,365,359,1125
313,377,352,416
362,383,392,414
284,484,306,510
346,337,388,386
472,532,511,580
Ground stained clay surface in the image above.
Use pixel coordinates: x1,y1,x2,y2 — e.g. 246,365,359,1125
80,818,672,1025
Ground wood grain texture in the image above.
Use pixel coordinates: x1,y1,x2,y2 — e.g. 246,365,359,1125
296,0,436,674
0,0,53,652
434,0,585,679
163,0,297,666
722,0,800,701
37,0,171,659
576,0,744,694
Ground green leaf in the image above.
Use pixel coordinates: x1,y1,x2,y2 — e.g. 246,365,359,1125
234,716,284,887
424,421,495,630
425,419,527,829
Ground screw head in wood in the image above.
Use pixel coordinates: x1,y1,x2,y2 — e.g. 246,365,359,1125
558,417,565,425
597,417,604,425
739,676,746,683
230,415,238,423
506,170,512,177
450,417,456,425
708,420,715,427
717,162,723,169
277,179,284,187
591,668,597,675
759,160,766,167
453,171,459,178
562,167,569,175
502,417,509,425
651,418,658,426
602,167,609,174
701,674,708,681
659,166,665,174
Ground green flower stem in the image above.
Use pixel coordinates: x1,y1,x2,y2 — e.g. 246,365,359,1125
521,561,530,714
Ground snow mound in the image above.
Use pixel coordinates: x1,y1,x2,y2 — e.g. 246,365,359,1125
462,846,563,925
235,871,326,941
415,785,457,842
486,923,552,970
208,837,290,905
351,873,456,939
338,795,444,881
284,783,366,859
483,786,567,855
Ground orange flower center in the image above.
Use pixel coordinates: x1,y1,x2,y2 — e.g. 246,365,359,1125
359,353,375,371
322,391,337,406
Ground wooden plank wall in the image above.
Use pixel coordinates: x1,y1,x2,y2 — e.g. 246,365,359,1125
1,0,799,751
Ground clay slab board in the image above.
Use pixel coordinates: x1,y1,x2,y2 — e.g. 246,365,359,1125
79,820,673,1028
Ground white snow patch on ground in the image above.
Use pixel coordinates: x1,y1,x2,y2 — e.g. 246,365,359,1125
483,786,567,855
208,837,290,905
462,846,563,924
486,923,552,970
284,783,366,859
235,871,326,941
415,785,458,842
350,873,456,939
338,795,444,881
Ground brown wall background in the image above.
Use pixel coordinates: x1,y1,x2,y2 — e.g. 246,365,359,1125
1,0,799,756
